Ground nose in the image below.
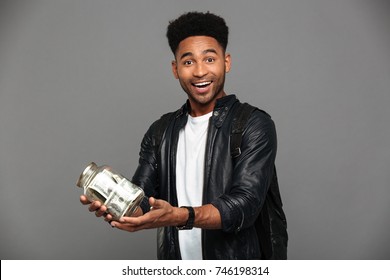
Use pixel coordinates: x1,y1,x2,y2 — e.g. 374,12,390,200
193,62,208,78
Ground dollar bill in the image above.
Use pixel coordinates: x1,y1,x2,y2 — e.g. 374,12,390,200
105,187,134,219
85,172,116,202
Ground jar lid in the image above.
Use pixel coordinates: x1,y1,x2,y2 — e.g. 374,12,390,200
76,162,98,188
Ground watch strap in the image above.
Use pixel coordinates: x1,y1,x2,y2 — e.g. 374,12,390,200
177,206,195,230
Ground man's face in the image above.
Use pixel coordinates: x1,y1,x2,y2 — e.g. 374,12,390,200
172,36,231,116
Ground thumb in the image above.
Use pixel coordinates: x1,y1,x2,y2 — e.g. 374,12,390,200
149,197,164,210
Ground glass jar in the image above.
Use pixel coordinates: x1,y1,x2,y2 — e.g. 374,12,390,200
76,162,144,220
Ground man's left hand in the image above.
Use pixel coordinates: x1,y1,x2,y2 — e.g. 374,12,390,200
110,197,186,232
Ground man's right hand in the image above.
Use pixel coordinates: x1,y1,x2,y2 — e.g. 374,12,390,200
79,195,113,223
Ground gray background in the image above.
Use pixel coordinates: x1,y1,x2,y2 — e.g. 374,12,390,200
0,0,389,260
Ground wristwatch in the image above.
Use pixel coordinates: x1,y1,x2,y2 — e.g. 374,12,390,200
176,206,195,230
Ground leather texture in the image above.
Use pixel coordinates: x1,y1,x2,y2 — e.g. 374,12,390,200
131,95,287,259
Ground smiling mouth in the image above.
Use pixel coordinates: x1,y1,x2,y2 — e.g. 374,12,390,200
192,81,212,88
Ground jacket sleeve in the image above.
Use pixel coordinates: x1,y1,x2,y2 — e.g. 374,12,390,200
211,110,277,233
131,120,160,215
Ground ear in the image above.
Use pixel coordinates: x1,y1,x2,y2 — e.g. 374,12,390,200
171,60,179,79
224,53,231,73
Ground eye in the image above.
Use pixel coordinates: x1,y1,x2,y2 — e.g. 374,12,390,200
183,60,193,66
205,57,215,63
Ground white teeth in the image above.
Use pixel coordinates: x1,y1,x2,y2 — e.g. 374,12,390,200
194,81,211,87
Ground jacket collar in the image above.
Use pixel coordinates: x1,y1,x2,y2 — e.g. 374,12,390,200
177,94,238,128
214,94,237,108
213,94,238,128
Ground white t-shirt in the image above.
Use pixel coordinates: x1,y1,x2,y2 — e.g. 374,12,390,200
176,111,212,260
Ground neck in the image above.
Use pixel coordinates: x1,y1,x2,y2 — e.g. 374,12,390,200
188,92,227,117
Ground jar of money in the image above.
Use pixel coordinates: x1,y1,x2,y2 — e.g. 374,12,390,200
76,162,144,220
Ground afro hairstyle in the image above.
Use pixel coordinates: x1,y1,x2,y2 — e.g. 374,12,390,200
166,11,229,55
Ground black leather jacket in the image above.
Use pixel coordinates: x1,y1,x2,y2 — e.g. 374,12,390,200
132,95,277,259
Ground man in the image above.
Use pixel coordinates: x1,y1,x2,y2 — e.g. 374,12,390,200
80,11,287,260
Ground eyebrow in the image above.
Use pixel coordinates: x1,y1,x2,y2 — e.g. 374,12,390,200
179,48,218,60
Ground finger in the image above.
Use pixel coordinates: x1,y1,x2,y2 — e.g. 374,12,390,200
80,195,91,205
149,197,164,209
148,197,156,211
88,200,102,212
149,197,156,207
118,215,144,225
95,205,108,217
111,221,142,232
104,213,113,222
